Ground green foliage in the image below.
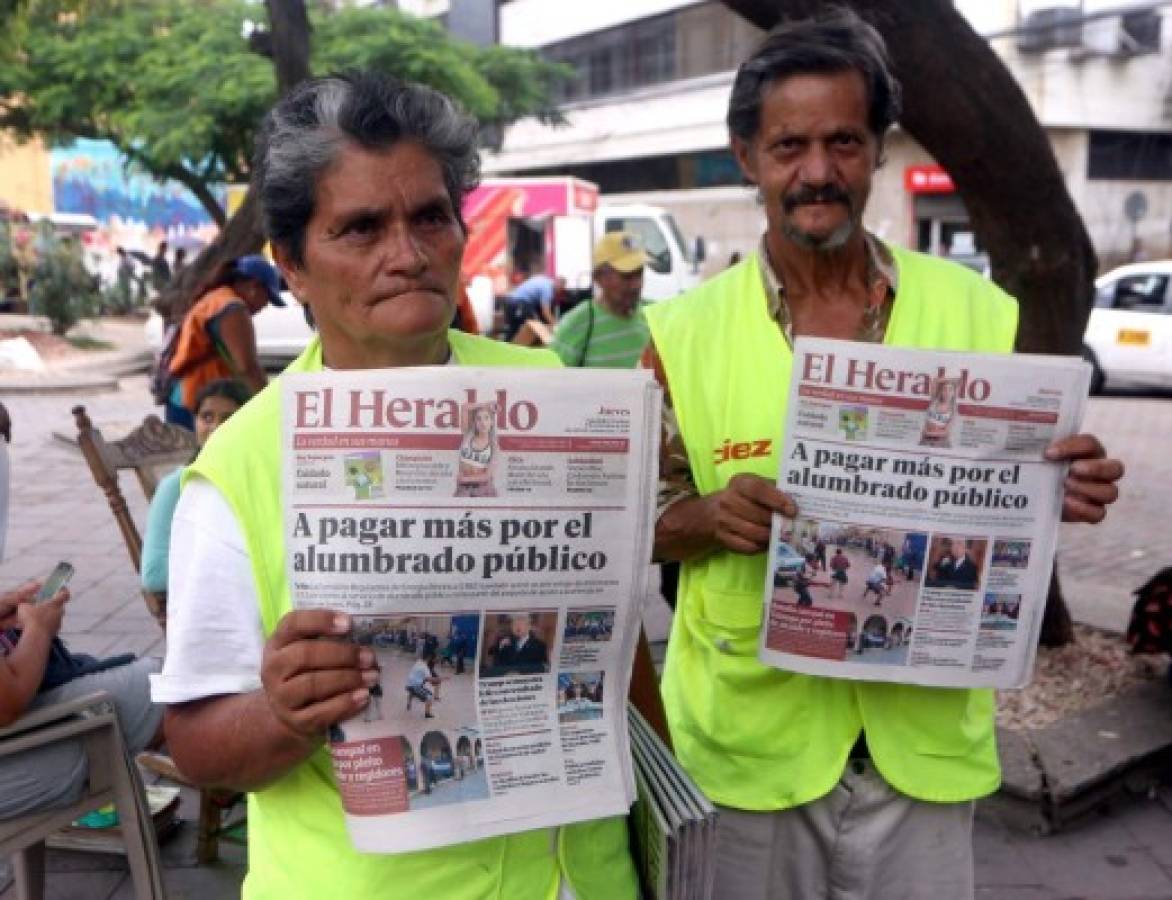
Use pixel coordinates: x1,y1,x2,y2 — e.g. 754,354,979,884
66,334,114,350
0,1,571,220
28,227,99,334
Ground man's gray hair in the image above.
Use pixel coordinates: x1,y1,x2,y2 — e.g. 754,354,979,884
727,8,902,144
253,71,481,265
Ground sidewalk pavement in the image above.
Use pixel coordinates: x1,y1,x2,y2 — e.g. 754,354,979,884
0,341,1170,897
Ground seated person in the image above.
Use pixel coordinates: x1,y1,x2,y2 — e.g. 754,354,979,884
141,379,251,595
0,580,162,819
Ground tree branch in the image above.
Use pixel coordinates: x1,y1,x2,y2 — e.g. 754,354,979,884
160,162,227,227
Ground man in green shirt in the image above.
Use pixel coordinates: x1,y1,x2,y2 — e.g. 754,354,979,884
553,231,651,368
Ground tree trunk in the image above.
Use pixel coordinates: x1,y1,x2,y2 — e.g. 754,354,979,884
1040,565,1075,647
265,0,312,95
156,190,266,324
164,0,311,323
721,0,1093,644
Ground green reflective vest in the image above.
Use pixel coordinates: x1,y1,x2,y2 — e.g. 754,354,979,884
188,331,638,900
645,246,1019,811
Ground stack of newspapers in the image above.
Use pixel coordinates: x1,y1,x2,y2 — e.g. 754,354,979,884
628,705,717,900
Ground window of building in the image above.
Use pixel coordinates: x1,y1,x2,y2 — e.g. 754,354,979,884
1088,130,1172,181
509,149,742,194
543,1,761,103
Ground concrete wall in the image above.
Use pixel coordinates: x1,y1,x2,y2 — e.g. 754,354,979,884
0,134,53,215
865,128,1172,272
498,0,698,48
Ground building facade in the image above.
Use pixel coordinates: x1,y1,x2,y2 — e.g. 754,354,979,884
488,0,1172,274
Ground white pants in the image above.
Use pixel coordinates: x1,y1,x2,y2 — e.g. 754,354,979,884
712,760,974,900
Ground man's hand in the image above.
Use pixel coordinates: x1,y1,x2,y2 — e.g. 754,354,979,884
260,610,379,739
1045,433,1124,524
0,582,38,628
710,473,798,555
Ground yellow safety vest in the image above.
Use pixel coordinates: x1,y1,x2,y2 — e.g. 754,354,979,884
188,331,638,900
645,246,1019,811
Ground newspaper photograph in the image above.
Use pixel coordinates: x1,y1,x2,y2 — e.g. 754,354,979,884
759,337,1091,689
280,367,661,853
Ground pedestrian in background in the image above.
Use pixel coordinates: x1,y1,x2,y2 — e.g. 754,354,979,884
553,231,651,369
502,271,564,341
165,254,280,428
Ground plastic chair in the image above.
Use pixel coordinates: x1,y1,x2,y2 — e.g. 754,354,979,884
71,405,242,863
0,691,164,900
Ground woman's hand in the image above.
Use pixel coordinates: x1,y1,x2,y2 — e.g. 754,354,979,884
15,587,69,638
260,609,377,739
0,583,40,629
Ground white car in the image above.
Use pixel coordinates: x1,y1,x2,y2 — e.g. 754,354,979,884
144,293,314,369
1083,261,1172,393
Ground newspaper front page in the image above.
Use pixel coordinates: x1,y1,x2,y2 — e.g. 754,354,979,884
759,337,1090,689
281,367,661,853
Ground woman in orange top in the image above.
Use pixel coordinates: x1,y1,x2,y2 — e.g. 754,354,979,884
167,255,282,427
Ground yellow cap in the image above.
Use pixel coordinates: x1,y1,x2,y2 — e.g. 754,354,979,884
593,231,647,273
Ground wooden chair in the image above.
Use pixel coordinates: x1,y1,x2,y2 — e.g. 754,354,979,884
71,406,242,864
71,406,196,628
0,692,165,900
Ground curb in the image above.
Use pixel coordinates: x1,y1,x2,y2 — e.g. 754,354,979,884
989,680,1172,833
0,350,151,394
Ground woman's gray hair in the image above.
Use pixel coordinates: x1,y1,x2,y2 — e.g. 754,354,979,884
253,71,481,265
727,8,901,145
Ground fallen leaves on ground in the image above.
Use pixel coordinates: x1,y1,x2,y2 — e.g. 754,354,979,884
997,625,1168,731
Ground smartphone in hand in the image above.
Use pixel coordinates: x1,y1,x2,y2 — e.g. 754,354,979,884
35,562,75,603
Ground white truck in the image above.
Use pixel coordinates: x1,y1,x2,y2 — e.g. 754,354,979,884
461,178,699,330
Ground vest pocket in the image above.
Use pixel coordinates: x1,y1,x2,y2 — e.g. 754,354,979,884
694,584,764,636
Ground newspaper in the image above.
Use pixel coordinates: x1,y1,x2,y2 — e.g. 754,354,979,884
627,706,717,900
281,366,661,853
759,337,1091,689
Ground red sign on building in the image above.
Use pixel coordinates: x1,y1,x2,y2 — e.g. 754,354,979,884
904,164,955,194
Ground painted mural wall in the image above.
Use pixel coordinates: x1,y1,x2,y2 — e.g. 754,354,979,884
49,137,224,285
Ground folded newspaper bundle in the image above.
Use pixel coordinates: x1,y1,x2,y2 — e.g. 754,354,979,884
281,366,661,853
760,337,1091,690
627,705,717,900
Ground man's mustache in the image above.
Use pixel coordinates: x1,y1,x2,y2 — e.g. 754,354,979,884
782,185,852,213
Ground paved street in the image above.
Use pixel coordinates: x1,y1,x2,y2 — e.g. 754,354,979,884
0,373,1170,898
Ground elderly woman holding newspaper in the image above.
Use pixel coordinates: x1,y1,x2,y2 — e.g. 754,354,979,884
150,72,638,900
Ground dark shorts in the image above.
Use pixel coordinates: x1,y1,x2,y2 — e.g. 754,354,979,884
407,684,433,702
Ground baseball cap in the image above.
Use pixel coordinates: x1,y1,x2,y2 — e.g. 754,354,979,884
234,255,285,307
593,231,647,274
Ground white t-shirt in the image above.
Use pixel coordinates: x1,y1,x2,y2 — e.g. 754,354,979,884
149,478,265,703
406,660,431,689
149,449,581,900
